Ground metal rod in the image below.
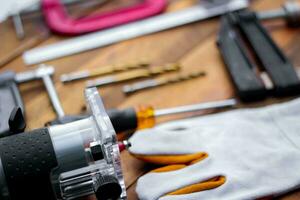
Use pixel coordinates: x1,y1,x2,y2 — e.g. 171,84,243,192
12,14,25,39
42,75,65,118
154,99,237,117
257,9,286,20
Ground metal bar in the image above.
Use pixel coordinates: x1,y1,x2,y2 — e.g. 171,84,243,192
42,75,65,118
257,9,286,20
23,0,249,65
12,14,25,39
154,99,237,117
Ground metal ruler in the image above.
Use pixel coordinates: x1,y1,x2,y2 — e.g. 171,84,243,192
23,0,249,65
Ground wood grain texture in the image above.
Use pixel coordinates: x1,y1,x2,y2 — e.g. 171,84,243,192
1,0,300,199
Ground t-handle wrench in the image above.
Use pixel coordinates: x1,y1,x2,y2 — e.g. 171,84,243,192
16,64,86,125
41,67,65,118
15,64,65,119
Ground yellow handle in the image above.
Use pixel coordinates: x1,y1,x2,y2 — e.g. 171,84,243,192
135,105,156,130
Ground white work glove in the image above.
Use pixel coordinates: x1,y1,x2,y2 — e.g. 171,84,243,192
128,98,300,200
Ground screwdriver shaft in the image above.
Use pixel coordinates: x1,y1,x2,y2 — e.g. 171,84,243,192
154,99,237,117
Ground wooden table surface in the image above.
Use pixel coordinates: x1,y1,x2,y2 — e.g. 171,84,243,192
1,0,300,199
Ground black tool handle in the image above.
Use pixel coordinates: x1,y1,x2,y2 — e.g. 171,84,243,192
0,71,24,137
217,14,266,102
47,109,137,133
107,108,138,133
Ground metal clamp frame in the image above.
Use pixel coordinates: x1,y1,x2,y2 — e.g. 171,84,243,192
42,0,167,35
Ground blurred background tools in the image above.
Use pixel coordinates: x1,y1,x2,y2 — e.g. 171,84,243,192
0,65,62,136
108,99,237,133
257,0,300,27
123,71,206,94
42,0,167,35
217,9,300,102
22,0,249,65
86,63,181,87
1,0,108,68
10,0,109,39
60,61,150,83
11,0,167,39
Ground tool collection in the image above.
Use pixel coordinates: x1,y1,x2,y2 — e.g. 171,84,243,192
2,0,300,200
108,99,237,133
0,62,211,133
22,0,248,65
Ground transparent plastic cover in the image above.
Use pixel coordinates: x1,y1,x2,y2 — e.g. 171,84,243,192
85,88,126,198
52,88,126,200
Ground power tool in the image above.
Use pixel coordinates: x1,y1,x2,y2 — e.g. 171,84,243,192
0,88,126,200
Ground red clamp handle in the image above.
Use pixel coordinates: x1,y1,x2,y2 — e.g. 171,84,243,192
42,0,167,35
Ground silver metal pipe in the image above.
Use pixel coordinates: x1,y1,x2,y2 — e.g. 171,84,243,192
42,75,65,118
257,9,286,20
15,65,66,118
12,14,25,39
154,99,237,117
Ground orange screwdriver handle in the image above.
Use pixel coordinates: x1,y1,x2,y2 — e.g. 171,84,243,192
135,105,155,130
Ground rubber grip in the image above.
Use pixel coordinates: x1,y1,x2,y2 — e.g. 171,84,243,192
107,108,138,133
0,128,58,200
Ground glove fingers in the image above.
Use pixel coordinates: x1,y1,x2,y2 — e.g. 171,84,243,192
142,157,225,198
165,176,226,196
151,164,186,173
129,126,217,155
132,152,208,165
136,157,223,200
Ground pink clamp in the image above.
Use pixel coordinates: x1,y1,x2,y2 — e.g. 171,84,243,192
42,0,168,35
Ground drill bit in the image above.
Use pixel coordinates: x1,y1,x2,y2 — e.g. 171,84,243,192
60,61,150,83
123,71,206,94
86,63,181,87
